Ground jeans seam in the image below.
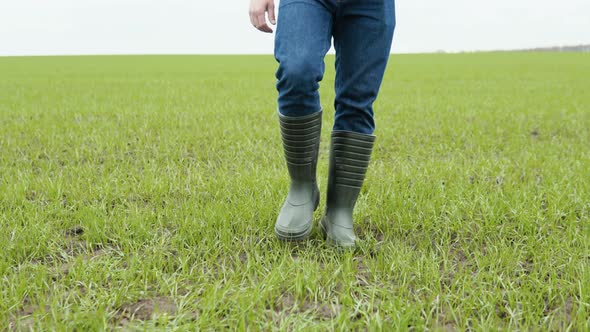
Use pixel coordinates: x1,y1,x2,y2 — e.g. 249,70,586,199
319,12,332,61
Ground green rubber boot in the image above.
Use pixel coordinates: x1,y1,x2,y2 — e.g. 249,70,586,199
275,111,322,241
320,130,375,248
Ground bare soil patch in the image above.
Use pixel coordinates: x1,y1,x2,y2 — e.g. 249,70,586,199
274,292,338,320
116,296,178,325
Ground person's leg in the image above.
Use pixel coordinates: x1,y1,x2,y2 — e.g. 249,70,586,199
332,0,396,134
273,0,334,241
321,0,395,247
274,0,335,117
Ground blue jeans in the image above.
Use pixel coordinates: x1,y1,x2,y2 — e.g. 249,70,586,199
274,0,396,135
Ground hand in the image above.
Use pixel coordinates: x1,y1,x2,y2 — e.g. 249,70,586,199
249,0,276,33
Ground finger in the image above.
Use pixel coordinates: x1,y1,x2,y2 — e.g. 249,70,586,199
268,2,276,25
257,13,273,32
250,11,259,29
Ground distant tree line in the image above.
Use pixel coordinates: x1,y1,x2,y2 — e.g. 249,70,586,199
436,44,590,54
518,44,590,52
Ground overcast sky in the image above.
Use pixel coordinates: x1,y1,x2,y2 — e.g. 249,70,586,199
0,0,589,56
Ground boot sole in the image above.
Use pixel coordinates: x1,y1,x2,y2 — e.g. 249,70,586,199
275,193,319,242
275,225,313,242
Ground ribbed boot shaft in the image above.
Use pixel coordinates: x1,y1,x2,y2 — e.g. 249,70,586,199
327,130,375,208
278,111,322,181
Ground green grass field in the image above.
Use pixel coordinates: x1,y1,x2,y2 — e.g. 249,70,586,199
1,53,589,330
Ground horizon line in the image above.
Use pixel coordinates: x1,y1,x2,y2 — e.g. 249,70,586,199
1,44,588,58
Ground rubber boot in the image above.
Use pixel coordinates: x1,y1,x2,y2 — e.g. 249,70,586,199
320,130,375,248
275,111,322,241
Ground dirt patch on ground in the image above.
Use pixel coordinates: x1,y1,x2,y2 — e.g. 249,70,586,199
274,292,338,320
439,241,472,289
562,296,573,322
8,301,50,330
355,256,371,287
276,292,295,311
116,296,178,324
62,225,106,257
543,295,574,328
432,303,460,331
449,244,468,266
65,225,85,237
357,219,386,242
51,247,106,281
48,226,110,280
239,251,248,264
